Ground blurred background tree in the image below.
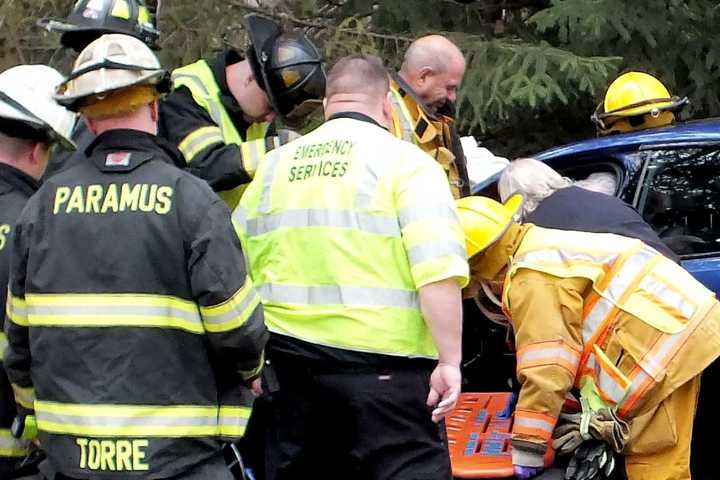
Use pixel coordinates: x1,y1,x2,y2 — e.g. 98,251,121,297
1,0,719,157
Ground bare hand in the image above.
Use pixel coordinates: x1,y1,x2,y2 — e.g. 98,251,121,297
426,363,461,422
251,378,263,397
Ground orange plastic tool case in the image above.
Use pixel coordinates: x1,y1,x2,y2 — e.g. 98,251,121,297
446,392,554,478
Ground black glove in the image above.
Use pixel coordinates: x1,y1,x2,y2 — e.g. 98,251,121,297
565,441,616,480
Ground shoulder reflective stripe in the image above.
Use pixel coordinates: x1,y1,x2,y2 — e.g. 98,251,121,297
7,294,28,326
245,209,401,238
0,429,29,457
398,204,458,229
389,90,414,142
516,340,581,376
240,139,264,177
35,402,225,437
407,240,467,266
0,332,7,359
355,160,387,210
513,410,555,440
25,294,202,334
258,153,281,214
218,406,251,437
604,248,658,303
178,126,224,162
200,280,262,333
172,73,227,132
11,384,35,410
637,274,697,320
258,283,419,310
516,249,618,270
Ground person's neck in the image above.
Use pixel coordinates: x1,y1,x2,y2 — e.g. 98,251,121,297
0,157,38,180
324,98,387,128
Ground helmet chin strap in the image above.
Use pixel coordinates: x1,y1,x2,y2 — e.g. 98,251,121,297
475,281,509,327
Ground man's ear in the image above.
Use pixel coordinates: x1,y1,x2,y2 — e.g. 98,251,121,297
417,66,434,84
381,91,393,128
150,100,159,122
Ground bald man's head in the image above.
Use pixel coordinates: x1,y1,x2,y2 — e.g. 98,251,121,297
400,35,466,110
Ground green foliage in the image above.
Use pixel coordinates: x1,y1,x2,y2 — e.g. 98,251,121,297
2,0,720,157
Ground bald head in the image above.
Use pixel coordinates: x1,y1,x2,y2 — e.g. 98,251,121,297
324,54,392,127
400,35,466,110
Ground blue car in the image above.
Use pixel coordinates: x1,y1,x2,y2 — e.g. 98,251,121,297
463,119,720,479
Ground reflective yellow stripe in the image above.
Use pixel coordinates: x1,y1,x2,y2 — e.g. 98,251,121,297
0,429,29,457
0,332,7,359
12,383,35,410
258,283,419,310
35,401,240,438
240,139,266,177
110,0,130,19
200,278,262,333
7,294,28,326
25,293,203,334
218,406,251,437
178,126,224,162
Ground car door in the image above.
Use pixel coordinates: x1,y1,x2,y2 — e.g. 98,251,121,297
629,144,720,295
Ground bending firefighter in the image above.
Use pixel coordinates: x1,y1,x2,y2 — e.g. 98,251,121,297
159,14,325,209
456,195,720,480
0,65,76,479
4,34,267,479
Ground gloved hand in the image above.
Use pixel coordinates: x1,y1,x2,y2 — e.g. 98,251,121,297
514,465,544,479
497,392,518,419
565,441,615,480
552,412,584,456
588,408,630,453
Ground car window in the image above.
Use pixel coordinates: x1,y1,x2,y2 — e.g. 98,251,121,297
635,147,720,257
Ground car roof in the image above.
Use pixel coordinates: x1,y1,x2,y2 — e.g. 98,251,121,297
536,117,720,161
471,117,720,195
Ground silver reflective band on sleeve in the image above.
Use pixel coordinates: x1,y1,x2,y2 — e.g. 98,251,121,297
514,416,554,433
408,240,467,266
258,283,419,310
232,207,247,230
245,209,401,237
399,204,459,229
201,290,261,328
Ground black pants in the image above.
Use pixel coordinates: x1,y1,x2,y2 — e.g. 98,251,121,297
265,355,452,480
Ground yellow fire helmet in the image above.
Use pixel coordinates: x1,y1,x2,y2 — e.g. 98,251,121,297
591,71,688,135
455,193,524,259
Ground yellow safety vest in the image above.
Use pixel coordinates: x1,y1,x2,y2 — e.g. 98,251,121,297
236,116,469,358
503,226,716,418
389,77,466,199
171,60,270,209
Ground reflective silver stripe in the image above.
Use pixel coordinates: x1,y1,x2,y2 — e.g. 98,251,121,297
258,153,281,214
605,248,657,302
180,127,223,159
514,415,554,433
232,207,247,231
38,411,218,428
517,347,580,370
618,369,653,414
201,290,261,327
408,240,467,266
595,361,628,404
389,92,414,142
398,204,458,229
517,250,618,269
241,141,262,172
258,283,419,309
245,209,401,237
172,73,227,136
583,297,615,344
638,275,697,319
28,304,201,324
0,430,28,454
355,160,387,210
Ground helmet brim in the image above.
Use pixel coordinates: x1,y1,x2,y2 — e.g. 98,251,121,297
55,69,167,110
244,14,284,115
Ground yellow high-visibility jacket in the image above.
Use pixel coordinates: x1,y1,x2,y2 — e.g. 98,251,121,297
476,223,720,466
